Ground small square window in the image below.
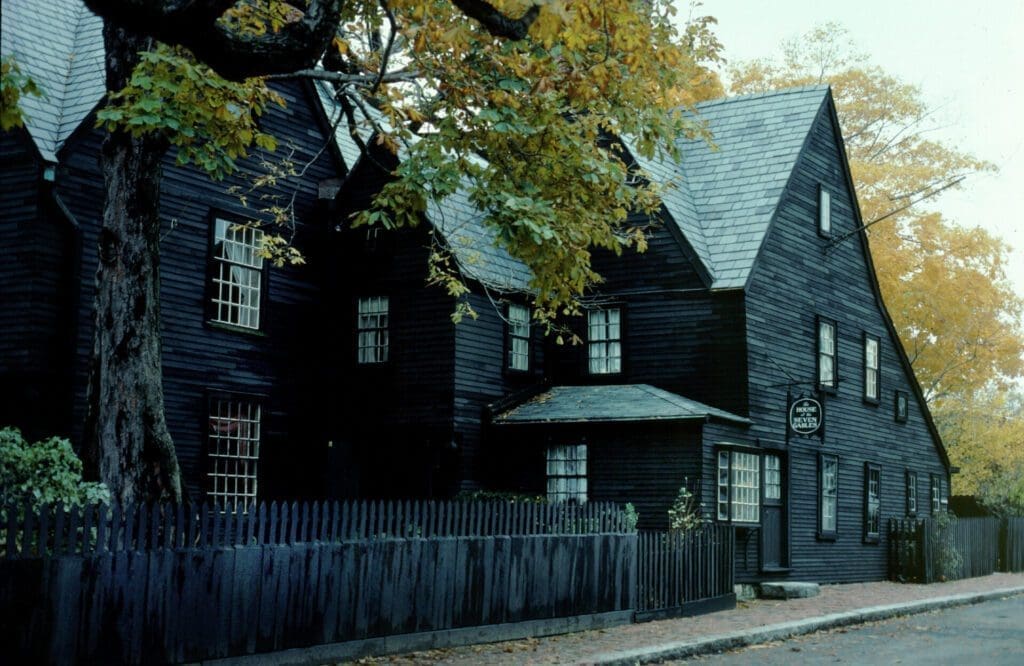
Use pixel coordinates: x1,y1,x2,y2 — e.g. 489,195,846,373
588,308,622,375
864,463,881,543
894,391,909,423
864,334,880,403
546,444,587,503
819,186,831,236
207,398,261,510
210,218,264,330
818,317,837,391
507,304,531,372
357,296,389,364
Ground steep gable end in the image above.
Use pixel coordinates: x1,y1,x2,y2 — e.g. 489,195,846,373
1,0,105,162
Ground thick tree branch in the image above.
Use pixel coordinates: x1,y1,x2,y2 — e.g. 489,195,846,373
449,0,540,40
266,68,420,84
85,0,345,80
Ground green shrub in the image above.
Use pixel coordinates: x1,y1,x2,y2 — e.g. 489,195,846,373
668,478,705,532
0,427,110,510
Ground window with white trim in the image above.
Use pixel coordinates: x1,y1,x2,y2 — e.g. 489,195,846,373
820,454,838,537
357,296,389,364
864,334,880,402
210,218,264,329
717,450,760,523
588,308,622,374
546,444,587,503
765,454,782,501
931,474,947,513
864,463,881,542
818,318,837,390
906,470,918,516
207,398,261,509
819,186,831,236
507,304,530,371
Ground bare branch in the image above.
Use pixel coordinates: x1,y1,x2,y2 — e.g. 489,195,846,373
266,68,420,85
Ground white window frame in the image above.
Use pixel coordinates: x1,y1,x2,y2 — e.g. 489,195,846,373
819,186,831,236
546,444,587,503
507,304,531,372
210,218,264,330
818,317,837,390
588,308,622,374
820,454,838,537
906,470,918,516
864,463,881,542
717,449,760,524
864,334,880,402
764,454,782,501
357,296,389,364
207,398,261,510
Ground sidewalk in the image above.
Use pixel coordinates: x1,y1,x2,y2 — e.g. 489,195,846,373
354,572,1024,665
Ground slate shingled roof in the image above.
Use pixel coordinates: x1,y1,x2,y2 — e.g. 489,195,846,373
492,384,751,425
1,0,105,162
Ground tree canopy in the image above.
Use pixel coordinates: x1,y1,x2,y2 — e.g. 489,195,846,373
59,0,723,501
729,24,1024,510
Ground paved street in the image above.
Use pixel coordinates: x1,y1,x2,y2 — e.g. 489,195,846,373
676,595,1024,665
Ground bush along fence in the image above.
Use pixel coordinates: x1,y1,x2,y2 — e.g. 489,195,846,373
888,516,1024,583
0,499,737,664
636,526,735,621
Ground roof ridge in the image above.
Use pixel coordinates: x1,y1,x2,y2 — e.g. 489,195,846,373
53,3,90,144
694,84,830,111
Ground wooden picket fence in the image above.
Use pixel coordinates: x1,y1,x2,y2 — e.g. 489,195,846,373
888,516,1023,583
635,525,735,621
1,498,630,559
0,499,638,664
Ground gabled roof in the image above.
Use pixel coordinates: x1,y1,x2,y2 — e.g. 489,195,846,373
631,86,829,290
1,0,105,162
319,82,532,292
492,384,751,425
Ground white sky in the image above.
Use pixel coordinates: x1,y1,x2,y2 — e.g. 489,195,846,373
696,0,1024,298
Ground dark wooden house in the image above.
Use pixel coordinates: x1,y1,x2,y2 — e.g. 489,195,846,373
1,0,343,503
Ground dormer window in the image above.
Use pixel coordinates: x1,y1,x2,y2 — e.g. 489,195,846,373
588,308,622,374
819,186,831,237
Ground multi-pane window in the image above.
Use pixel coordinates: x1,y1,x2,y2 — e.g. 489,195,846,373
546,444,587,503
207,398,261,509
717,450,760,523
864,334,880,402
864,464,881,542
765,454,782,501
818,318,837,390
588,308,622,374
820,454,838,536
211,218,264,329
357,296,389,363
507,304,531,371
931,474,946,513
906,471,918,516
819,186,831,236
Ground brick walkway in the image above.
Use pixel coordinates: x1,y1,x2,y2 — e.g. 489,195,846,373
349,573,1024,665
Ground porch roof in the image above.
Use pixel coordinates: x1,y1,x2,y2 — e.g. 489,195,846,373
491,384,751,425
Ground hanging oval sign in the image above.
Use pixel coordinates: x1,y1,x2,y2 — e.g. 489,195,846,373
789,397,823,435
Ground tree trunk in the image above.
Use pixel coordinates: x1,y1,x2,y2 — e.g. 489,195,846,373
82,23,182,504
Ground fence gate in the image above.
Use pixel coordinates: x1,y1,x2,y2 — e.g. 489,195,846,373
635,525,735,622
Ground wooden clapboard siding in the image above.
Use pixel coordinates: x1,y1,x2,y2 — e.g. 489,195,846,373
739,98,949,583
35,81,339,500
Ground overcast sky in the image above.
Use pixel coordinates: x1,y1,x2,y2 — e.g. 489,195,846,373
698,0,1024,298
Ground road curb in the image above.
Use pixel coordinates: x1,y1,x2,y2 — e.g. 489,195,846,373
588,585,1024,665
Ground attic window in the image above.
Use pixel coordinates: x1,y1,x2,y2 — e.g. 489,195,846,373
819,186,831,236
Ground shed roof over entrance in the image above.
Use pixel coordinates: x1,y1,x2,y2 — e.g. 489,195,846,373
492,384,751,425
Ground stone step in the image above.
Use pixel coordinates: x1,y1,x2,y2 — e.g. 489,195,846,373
758,581,821,599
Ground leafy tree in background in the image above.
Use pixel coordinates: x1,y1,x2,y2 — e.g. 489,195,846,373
64,0,722,503
729,24,1024,510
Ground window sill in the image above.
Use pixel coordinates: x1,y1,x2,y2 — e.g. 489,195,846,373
207,320,267,337
816,532,837,542
863,397,881,407
863,536,880,545
818,385,838,395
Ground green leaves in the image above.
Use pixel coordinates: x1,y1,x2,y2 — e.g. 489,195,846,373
1,56,42,131
0,427,110,510
96,44,285,180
